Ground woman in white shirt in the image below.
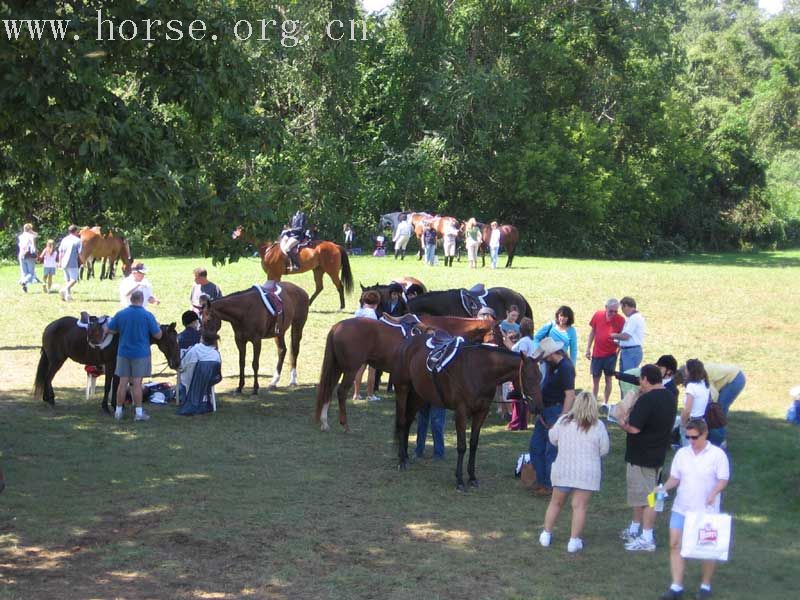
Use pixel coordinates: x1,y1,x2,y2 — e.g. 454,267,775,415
17,223,42,292
488,221,502,269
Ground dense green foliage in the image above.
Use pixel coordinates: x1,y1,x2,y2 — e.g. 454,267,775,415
1,0,799,260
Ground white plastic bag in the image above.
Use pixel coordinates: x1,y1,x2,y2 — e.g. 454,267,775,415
681,511,732,561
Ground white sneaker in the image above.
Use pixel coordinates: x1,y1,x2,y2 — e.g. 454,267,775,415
567,538,583,553
134,411,150,422
624,536,656,552
539,531,551,547
114,410,123,422
619,527,639,543
368,394,381,402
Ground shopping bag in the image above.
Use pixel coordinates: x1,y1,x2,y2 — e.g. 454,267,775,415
681,511,732,561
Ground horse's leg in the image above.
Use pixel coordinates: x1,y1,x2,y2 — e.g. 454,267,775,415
337,367,360,433
267,335,285,390
327,267,346,310
44,354,67,406
395,383,412,470
308,267,325,306
454,409,468,491
251,337,263,394
234,334,247,394
288,320,304,387
506,246,514,268
467,408,490,487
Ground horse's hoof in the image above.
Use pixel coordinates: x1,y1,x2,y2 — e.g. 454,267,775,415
398,461,408,471
320,423,330,432
469,479,480,488
343,425,350,434
266,384,277,391
456,482,466,493
234,388,243,395
252,388,260,396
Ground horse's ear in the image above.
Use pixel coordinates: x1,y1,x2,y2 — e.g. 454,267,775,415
360,283,365,291
168,322,176,331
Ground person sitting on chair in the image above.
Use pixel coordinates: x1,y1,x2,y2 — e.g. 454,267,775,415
178,330,222,415
279,210,308,272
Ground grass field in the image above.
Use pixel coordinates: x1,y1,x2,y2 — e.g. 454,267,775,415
1,250,799,600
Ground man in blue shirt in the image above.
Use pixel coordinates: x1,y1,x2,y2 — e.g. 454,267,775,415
106,290,162,421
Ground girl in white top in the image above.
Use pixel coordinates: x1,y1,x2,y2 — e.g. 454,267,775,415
488,221,502,269
39,239,58,293
682,359,711,424
540,390,610,554
353,290,380,401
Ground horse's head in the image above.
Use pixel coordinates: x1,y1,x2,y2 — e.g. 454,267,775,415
200,296,222,334
154,322,181,370
519,354,544,413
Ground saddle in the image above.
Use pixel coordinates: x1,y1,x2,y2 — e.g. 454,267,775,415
459,284,488,317
77,312,113,349
254,281,283,317
425,331,465,373
379,314,420,338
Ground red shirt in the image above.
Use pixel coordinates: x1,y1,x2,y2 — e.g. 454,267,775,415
589,310,625,358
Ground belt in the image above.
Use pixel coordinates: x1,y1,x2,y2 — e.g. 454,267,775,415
620,345,641,349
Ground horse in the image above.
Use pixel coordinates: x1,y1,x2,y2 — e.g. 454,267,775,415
413,215,461,260
201,282,309,394
314,315,502,432
379,211,413,233
259,240,353,310
392,334,543,490
79,227,133,280
480,223,519,268
33,316,180,413
359,277,427,308
407,286,533,321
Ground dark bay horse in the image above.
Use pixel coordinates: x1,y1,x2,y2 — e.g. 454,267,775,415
314,315,500,432
407,286,533,321
480,223,519,268
201,282,309,394
392,334,543,490
259,240,353,309
359,277,427,308
33,317,180,412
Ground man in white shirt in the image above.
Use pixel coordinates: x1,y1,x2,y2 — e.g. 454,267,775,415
392,215,413,260
119,262,160,308
613,296,646,373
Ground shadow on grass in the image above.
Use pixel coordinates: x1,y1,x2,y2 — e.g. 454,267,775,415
657,251,800,269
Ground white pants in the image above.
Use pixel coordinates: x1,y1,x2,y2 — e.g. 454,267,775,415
393,234,410,251
280,237,299,255
466,240,479,261
443,237,456,257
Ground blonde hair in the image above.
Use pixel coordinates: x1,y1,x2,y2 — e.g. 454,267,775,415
23,223,33,232
467,217,477,228
45,239,55,251
564,390,599,432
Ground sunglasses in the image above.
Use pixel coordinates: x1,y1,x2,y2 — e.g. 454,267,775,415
685,434,702,440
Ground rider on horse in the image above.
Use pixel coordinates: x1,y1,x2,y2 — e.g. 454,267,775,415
279,210,309,272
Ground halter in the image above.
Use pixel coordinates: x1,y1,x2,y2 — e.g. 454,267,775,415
517,356,536,404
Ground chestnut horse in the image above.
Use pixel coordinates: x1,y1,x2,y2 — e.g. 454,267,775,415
259,240,354,309
413,215,461,260
201,282,309,394
480,223,519,268
33,317,180,413
79,227,133,280
314,315,501,432
392,334,543,490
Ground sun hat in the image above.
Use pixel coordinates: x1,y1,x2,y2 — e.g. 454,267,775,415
131,262,147,273
532,337,565,359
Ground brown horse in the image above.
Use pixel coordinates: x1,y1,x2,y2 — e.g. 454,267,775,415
258,240,354,309
413,215,461,260
79,227,133,280
201,282,309,394
480,223,519,268
33,316,180,413
392,334,543,490
314,315,501,432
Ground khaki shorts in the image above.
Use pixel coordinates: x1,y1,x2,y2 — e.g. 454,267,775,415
115,355,152,378
626,463,659,507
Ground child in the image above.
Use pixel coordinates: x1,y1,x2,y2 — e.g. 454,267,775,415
680,359,710,445
353,290,381,401
500,304,521,336
178,310,202,354
39,239,58,293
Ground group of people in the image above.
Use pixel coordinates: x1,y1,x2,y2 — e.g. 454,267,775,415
17,223,82,300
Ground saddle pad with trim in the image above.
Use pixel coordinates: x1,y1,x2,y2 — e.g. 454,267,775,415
425,333,465,373
254,282,283,316
379,314,420,338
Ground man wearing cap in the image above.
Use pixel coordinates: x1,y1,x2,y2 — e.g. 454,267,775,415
586,298,626,405
119,262,160,308
529,337,576,496
189,268,222,314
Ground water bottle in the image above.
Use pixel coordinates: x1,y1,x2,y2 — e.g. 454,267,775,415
655,484,666,512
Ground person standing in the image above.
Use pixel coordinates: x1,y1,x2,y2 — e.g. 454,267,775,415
57,224,82,301
618,364,678,552
529,338,576,496
17,223,42,293
39,239,58,293
423,222,437,266
658,418,730,600
442,219,459,267
464,218,482,269
119,263,160,308
539,390,610,553
488,221,502,269
392,215,413,260
343,223,354,252
106,290,162,422
586,298,626,404
612,297,646,373
189,267,222,314
534,306,579,365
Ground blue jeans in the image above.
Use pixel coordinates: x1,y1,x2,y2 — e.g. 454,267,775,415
490,246,499,268
416,403,446,458
425,244,436,265
708,371,746,445
19,257,40,285
529,404,562,488
619,346,643,372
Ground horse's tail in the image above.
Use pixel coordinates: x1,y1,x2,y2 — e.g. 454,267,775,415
33,348,49,403
338,245,354,294
524,301,533,321
314,327,340,424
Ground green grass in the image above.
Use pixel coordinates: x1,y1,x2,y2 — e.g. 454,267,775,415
0,251,799,599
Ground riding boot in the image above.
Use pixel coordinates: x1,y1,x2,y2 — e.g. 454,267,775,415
401,251,405,260
394,250,399,260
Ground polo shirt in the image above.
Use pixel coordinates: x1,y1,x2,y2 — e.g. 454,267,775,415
589,310,625,357
620,311,646,347
541,357,575,407
669,442,730,515
625,387,677,468
108,305,160,359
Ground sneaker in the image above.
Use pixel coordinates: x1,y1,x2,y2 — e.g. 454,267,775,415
538,531,551,547
659,589,684,600
625,536,656,552
59,289,66,301
43,284,48,293
567,538,583,553
619,528,639,543
114,411,123,422
368,394,381,402
695,588,712,600
134,412,150,422
21,283,28,293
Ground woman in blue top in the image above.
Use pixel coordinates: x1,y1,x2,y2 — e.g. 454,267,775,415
499,304,521,336
534,305,578,364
